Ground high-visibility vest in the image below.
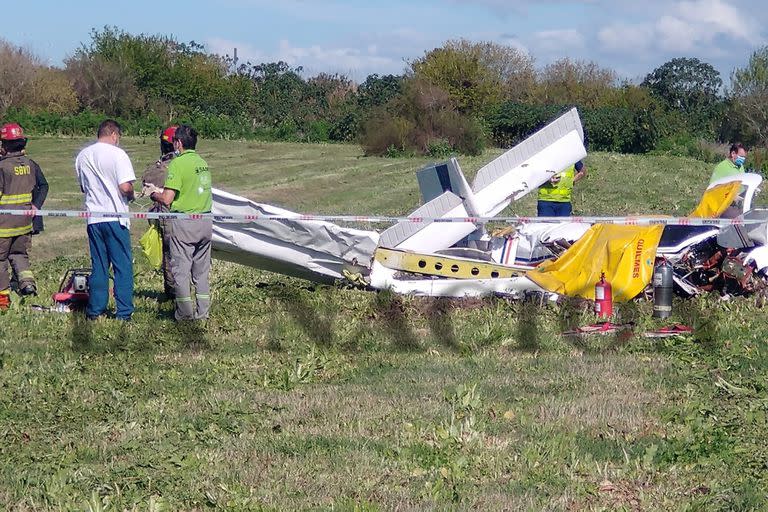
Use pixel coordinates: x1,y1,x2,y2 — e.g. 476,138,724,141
538,165,576,203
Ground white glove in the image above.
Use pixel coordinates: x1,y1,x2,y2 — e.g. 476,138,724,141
141,183,163,198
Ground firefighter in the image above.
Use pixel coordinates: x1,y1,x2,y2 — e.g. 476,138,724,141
11,132,49,290
0,123,47,307
141,125,178,300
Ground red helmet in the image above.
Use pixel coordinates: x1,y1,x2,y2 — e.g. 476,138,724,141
161,125,178,143
0,123,25,141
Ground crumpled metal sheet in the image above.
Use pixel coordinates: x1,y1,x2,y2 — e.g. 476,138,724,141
211,188,379,283
489,222,592,266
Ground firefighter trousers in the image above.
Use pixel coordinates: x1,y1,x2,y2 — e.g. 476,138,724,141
0,234,34,294
153,219,176,298
168,218,212,321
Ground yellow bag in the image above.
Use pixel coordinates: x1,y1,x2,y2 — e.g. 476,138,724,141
139,223,163,269
527,224,664,302
689,181,741,218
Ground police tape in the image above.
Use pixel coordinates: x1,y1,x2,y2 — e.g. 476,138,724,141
0,208,765,227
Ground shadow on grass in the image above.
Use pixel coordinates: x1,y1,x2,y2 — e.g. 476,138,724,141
516,295,543,351
425,297,458,351
556,296,583,337
265,286,453,352
555,298,639,353
372,290,420,351
267,285,335,346
675,296,720,347
70,311,93,352
135,288,172,303
70,281,725,357
174,320,210,350
69,311,134,353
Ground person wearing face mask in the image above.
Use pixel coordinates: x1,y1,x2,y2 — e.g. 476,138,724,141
710,143,747,185
147,125,213,322
141,125,178,300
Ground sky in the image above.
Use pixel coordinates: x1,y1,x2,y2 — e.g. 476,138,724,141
4,0,766,84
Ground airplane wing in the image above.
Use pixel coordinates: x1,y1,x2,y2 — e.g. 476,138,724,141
472,107,586,217
211,188,379,283
379,107,587,252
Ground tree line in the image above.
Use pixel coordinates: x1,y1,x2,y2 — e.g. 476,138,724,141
3,26,768,162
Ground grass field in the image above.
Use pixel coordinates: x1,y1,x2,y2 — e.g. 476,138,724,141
1,137,767,510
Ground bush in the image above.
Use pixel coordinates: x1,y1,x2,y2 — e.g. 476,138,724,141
26,67,79,115
441,114,486,156
359,84,487,158
485,102,661,153
361,113,414,155
579,107,633,152
3,108,264,140
328,111,359,142
362,113,485,158
305,120,331,143
746,146,768,177
483,103,562,147
4,109,112,136
652,134,727,163
426,139,453,158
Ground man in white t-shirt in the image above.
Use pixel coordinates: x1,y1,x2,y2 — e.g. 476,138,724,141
75,119,136,320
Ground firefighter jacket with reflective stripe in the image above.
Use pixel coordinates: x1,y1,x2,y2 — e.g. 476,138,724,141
538,164,576,203
142,152,175,213
0,152,39,237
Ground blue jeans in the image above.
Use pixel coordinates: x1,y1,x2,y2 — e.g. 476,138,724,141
87,222,134,320
537,201,573,217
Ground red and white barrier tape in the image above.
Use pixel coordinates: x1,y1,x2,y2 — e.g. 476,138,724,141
0,208,764,226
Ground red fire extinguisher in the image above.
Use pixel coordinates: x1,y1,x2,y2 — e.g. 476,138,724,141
594,272,613,319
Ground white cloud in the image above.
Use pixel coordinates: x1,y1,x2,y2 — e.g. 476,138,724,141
499,34,531,56
276,39,401,77
596,0,762,57
675,0,749,40
596,23,655,54
444,0,601,14
205,36,405,79
207,0,767,82
655,15,699,53
533,29,586,54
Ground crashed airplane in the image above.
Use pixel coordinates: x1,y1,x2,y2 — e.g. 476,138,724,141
209,108,768,301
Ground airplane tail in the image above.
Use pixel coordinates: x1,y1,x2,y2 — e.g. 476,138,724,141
382,107,587,252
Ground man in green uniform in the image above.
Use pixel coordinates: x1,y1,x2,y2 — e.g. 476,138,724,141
0,123,47,307
141,125,178,299
710,143,747,185
149,125,213,321
537,160,587,217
